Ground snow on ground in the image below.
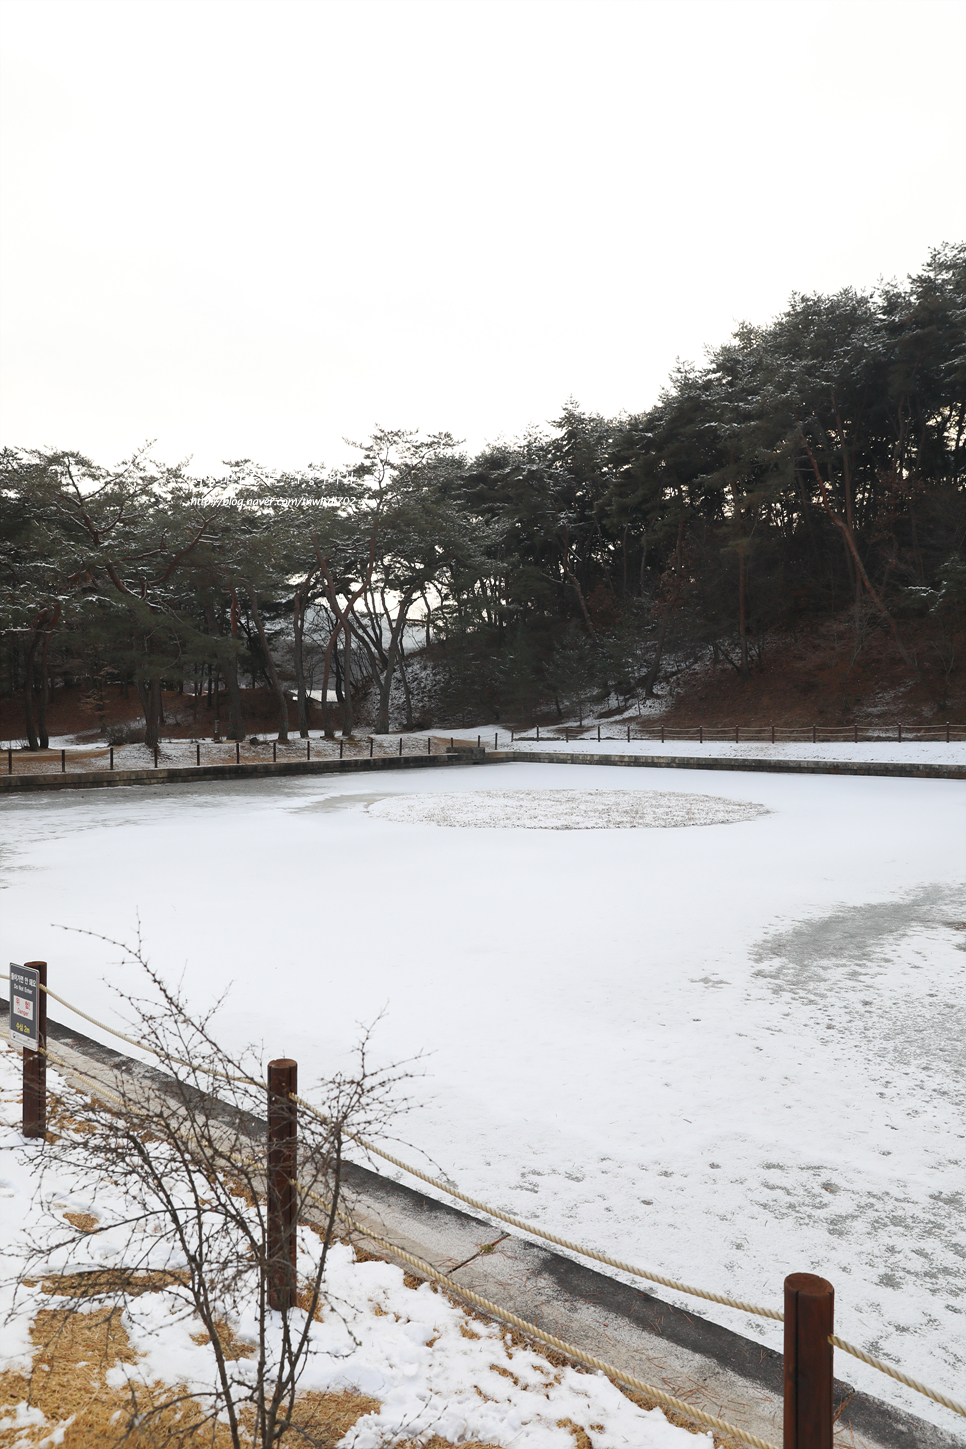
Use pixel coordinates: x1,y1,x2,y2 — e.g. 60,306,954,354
1,761,964,1434
0,1050,696,1449
433,726,966,768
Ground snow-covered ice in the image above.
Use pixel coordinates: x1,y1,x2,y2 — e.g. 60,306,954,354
1,759,964,1433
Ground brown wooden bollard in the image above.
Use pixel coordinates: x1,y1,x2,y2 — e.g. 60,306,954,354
61,749,66,772
339,738,344,759
236,741,241,764
273,740,277,762
307,740,311,760
597,724,601,742
266,1058,298,1312
784,1272,834,1449
22,960,47,1139
369,737,373,757
196,742,200,766
110,746,114,770
7,747,11,774
626,724,630,742
398,736,403,756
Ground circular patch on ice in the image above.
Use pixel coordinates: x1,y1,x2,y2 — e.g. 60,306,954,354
368,789,768,830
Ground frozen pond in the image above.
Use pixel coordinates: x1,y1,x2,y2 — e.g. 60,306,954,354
1,762,964,1429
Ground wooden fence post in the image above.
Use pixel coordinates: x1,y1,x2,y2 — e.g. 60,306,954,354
22,960,47,1139
7,747,11,775
494,732,497,750
61,749,66,772
266,1058,298,1312
597,724,601,742
699,726,703,744
627,724,630,743
339,738,344,759
784,1272,834,1449
110,746,114,770
236,741,241,764
369,737,374,758
398,736,403,756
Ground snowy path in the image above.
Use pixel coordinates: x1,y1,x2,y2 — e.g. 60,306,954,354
1,762,963,1433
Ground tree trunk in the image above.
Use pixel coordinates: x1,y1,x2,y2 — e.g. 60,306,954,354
293,590,309,738
37,604,59,749
341,623,354,736
374,590,416,734
247,585,289,742
145,678,162,750
801,434,914,668
23,628,41,750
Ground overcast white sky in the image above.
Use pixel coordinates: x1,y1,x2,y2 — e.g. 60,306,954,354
1,0,964,474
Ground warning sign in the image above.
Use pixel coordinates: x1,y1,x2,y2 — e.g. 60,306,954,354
8,964,39,1048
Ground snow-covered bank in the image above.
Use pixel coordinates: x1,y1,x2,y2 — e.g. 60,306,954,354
1,763,964,1433
0,1049,697,1449
428,726,966,768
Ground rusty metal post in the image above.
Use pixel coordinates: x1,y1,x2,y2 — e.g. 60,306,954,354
494,732,497,751
267,1058,298,1312
236,741,240,764
22,961,47,1139
61,749,66,772
597,724,601,742
339,738,344,759
110,746,114,770
784,1272,834,1449
369,737,373,757
273,740,277,762
627,724,630,743
398,736,403,756
196,742,200,765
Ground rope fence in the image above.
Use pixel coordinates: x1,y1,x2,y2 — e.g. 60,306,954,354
2,968,963,1429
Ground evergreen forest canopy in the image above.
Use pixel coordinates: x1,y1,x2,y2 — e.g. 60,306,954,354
2,243,964,749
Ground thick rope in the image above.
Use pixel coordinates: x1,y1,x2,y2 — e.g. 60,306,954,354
338,1210,780,1449
829,1336,965,1418
22,1036,965,1425
294,1092,783,1321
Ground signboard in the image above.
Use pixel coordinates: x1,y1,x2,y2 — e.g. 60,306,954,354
8,963,39,1049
